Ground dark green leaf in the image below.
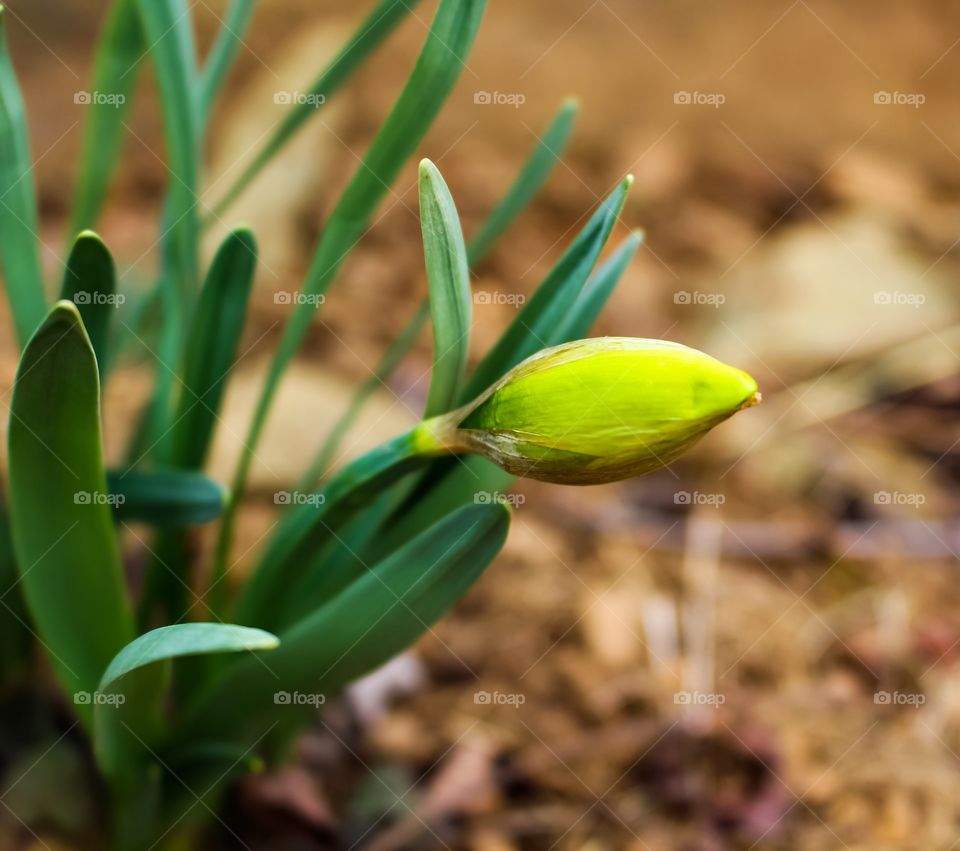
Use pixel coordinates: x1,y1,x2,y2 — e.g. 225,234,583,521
107,469,226,526
554,230,644,341
170,228,257,469
95,623,277,780
461,176,632,401
7,302,134,725
188,503,509,742
60,230,117,378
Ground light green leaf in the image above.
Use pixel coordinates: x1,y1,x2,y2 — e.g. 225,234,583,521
420,159,471,417
210,0,421,217
59,230,117,378
7,302,134,725
70,0,143,233
107,469,226,526
100,623,278,695
198,0,256,123
0,7,46,348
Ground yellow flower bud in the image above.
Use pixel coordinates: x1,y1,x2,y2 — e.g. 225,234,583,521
422,337,759,485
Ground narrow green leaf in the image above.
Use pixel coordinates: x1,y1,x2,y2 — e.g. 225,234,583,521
214,0,487,605
300,99,578,482
198,0,256,123
107,469,226,526
554,230,644,341
7,302,134,724
210,0,421,217
134,0,200,298
235,430,433,629
170,228,257,469
0,7,46,348
59,230,117,378
298,300,429,490
467,98,578,266
70,0,143,233
461,176,632,401
95,623,277,780
188,503,509,743
420,160,471,418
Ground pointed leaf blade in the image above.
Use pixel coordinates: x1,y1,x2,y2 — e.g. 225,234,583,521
420,160,471,417
7,302,134,723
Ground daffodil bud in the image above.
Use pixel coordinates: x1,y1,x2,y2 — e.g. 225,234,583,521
421,337,759,485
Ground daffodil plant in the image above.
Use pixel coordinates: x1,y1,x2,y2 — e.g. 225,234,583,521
0,1,757,847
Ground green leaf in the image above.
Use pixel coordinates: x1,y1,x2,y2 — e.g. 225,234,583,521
0,502,31,684
235,429,433,629
70,0,143,233
554,230,644,341
420,160,471,418
467,98,578,266
214,0,487,605
0,7,46,348
7,302,134,725
210,0,421,217
134,0,200,298
94,623,277,781
198,0,256,123
100,623,279,695
461,176,632,401
187,503,509,743
59,230,117,378
170,228,257,469
107,469,226,526
299,99,578,483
